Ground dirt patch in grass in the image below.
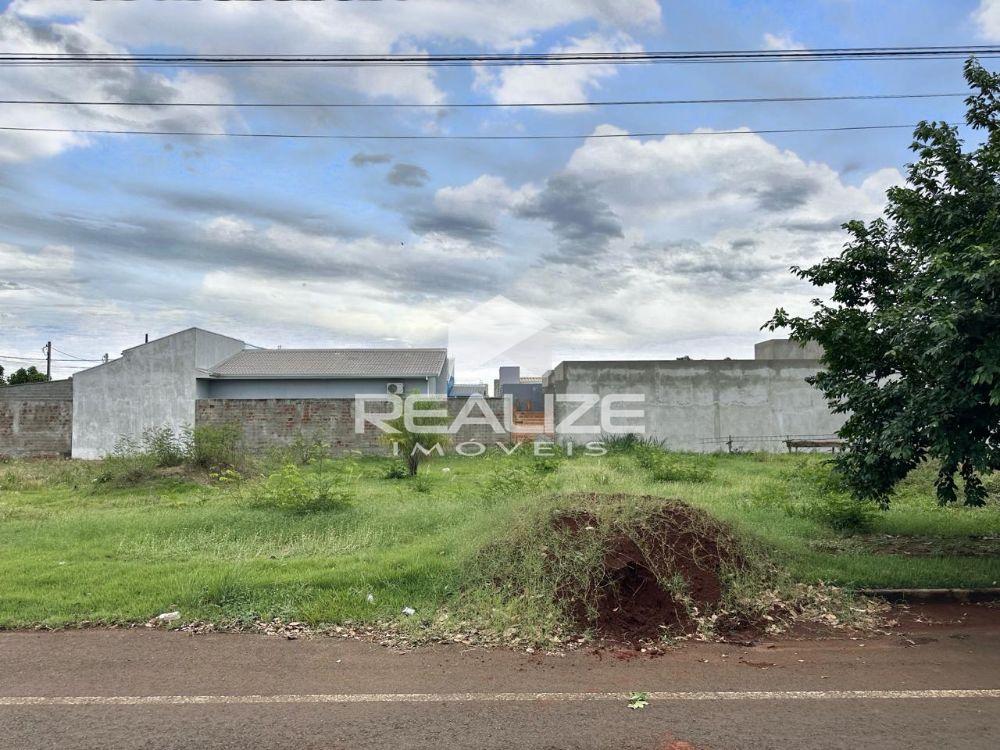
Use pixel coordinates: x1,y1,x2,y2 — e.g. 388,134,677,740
550,497,744,639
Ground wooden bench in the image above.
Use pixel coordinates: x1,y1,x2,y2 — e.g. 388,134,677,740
784,438,846,453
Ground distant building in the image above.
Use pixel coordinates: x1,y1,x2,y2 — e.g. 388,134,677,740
450,383,489,397
71,328,450,459
494,365,546,411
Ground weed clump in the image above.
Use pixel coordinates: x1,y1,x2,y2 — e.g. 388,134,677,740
628,445,714,484
382,461,409,480
186,424,243,470
248,463,352,514
481,464,534,500
599,433,667,453
763,459,881,534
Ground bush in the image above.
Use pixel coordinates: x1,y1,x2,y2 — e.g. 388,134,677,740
530,442,564,474
775,460,880,533
186,424,242,470
382,462,409,480
801,493,880,534
252,464,352,514
531,455,562,474
139,426,186,467
599,432,667,454
264,434,331,468
481,464,533,499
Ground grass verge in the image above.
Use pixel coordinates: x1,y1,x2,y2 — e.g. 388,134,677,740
0,449,997,638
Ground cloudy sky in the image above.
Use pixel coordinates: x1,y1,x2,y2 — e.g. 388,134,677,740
0,0,997,383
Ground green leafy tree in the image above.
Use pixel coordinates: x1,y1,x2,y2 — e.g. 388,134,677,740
0,364,4,385
379,398,452,477
6,366,50,385
767,59,1000,507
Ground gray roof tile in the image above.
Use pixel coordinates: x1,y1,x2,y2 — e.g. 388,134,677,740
208,348,447,379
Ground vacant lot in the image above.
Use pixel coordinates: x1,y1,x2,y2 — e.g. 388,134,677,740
0,449,998,631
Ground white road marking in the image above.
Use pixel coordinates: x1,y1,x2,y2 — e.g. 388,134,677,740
0,689,998,707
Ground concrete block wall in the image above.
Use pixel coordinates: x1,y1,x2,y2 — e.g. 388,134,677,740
546,359,845,452
0,380,73,458
195,397,510,455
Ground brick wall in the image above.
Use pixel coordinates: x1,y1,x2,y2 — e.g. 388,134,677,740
195,397,511,455
0,380,73,459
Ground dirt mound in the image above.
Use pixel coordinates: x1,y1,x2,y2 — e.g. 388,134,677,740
549,493,746,641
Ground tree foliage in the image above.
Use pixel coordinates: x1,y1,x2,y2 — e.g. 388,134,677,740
767,59,1000,507
5,366,50,386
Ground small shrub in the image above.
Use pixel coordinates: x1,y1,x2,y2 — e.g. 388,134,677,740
776,459,880,533
210,467,243,484
186,424,242,470
531,455,562,474
383,461,409,480
801,494,880,534
139,426,186,467
412,473,433,493
276,434,332,466
599,432,667,454
482,464,533,499
252,464,351,514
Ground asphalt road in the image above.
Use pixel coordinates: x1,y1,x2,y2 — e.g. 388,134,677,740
1,606,998,750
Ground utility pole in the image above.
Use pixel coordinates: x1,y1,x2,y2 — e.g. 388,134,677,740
44,341,51,380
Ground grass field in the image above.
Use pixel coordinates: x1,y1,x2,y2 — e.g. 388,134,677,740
0,449,998,629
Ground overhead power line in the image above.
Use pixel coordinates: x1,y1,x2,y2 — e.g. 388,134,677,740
0,123,923,141
0,92,967,109
0,354,103,362
0,45,997,67
52,346,99,361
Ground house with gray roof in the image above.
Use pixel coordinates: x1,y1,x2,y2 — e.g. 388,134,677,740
199,347,450,399
71,327,451,459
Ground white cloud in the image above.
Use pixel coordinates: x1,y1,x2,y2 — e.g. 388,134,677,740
762,32,806,50
0,15,232,162
11,0,660,51
474,31,643,108
562,125,894,235
0,242,74,279
197,270,455,346
8,0,661,118
974,0,1000,39
475,126,904,355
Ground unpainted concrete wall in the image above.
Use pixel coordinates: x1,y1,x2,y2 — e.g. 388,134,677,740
72,328,245,459
546,360,845,452
0,380,73,458
195,397,510,454
754,338,824,360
